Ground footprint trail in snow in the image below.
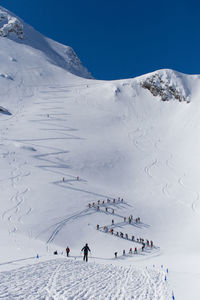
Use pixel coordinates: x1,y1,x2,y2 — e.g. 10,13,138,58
0,259,170,300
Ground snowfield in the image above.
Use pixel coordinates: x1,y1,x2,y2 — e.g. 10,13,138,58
0,4,200,300
0,258,170,300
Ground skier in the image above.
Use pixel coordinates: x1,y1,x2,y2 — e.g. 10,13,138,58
112,209,114,214
105,207,108,212
142,243,145,251
98,200,100,205
129,248,132,254
110,228,114,234
134,247,137,254
113,198,115,203
125,233,128,239
96,224,99,230
123,250,125,256
112,219,114,225
128,216,131,224
150,240,153,248
66,247,70,257
115,252,118,258
132,235,135,241
104,226,108,232
88,203,91,208
81,243,91,262
97,205,100,211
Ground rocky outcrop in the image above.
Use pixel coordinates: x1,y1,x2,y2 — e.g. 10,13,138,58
141,73,190,103
0,9,23,39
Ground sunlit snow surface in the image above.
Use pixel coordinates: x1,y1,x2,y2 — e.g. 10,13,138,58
0,4,200,300
0,258,170,300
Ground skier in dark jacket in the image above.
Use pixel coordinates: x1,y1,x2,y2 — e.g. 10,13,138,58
66,247,70,257
81,243,91,262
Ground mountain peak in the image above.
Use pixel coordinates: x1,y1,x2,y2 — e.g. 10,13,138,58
0,5,92,79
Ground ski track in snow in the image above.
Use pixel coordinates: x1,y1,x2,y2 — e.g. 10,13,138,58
0,91,32,234
144,159,158,179
128,127,153,153
162,183,171,198
163,156,200,212
177,174,200,214
0,259,171,300
45,208,91,244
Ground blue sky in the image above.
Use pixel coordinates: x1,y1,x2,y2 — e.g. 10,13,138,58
1,0,199,80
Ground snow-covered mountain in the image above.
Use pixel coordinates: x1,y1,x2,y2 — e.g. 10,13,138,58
0,5,200,300
0,6,92,80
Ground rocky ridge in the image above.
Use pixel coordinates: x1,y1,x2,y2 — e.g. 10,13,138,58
141,72,190,103
0,9,23,39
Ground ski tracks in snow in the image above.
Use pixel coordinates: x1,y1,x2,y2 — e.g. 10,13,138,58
144,159,158,179
178,174,200,213
164,155,200,213
0,259,171,300
45,208,91,244
1,156,31,233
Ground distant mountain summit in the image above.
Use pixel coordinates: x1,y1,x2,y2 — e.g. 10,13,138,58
0,5,92,79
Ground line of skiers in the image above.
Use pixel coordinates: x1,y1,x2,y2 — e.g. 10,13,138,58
62,176,79,182
96,214,141,232
88,197,124,208
114,247,138,258
114,241,154,258
97,224,153,247
123,215,140,224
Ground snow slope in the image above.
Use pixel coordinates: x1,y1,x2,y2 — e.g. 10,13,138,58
0,5,200,300
0,258,170,300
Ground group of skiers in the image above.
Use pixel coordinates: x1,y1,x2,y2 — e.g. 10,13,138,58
114,247,138,258
123,215,140,224
62,176,79,182
97,223,153,249
54,197,152,261
114,240,154,258
88,197,124,209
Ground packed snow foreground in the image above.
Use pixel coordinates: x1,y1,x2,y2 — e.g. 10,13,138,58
0,5,200,300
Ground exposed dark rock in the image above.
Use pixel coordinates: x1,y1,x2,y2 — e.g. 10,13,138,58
141,73,189,103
